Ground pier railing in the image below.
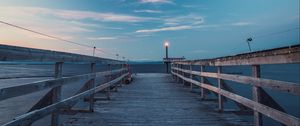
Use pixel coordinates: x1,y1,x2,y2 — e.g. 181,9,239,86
171,44,300,126
0,44,131,126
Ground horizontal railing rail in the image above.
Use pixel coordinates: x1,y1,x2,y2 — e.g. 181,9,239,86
0,68,126,101
172,72,300,126
172,67,300,95
2,72,129,126
0,45,132,126
171,71,300,126
171,44,300,126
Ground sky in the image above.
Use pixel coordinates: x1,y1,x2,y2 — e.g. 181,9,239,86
0,0,299,61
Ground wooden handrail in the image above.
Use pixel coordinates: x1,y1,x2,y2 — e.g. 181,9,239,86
171,45,300,126
0,45,130,126
171,71,300,126
172,67,300,95
0,68,127,101
2,73,129,126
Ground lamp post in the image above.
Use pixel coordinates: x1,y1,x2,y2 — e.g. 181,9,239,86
246,37,252,52
165,42,169,59
164,41,169,73
93,46,96,57
92,42,96,57
116,54,119,60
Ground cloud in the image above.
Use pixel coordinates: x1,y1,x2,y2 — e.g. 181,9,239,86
103,27,124,30
164,22,179,26
0,7,101,34
136,25,192,33
1,6,141,58
0,6,153,23
134,10,162,13
68,21,100,28
87,37,118,40
164,14,204,26
139,0,173,4
55,10,151,22
136,14,204,33
0,19,75,41
231,22,254,26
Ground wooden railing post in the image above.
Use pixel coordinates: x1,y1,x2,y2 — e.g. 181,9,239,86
117,64,123,88
217,66,224,112
123,63,127,84
179,64,181,82
178,64,180,81
181,64,185,85
106,64,112,100
89,62,96,112
173,63,176,78
171,63,174,79
252,65,262,126
173,63,176,81
51,62,63,126
200,65,205,99
120,63,125,86
176,64,179,83
190,63,193,91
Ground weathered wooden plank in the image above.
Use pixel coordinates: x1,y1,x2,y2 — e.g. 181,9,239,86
189,64,193,91
0,68,126,101
0,44,123,64
181,64,185,85
260,89,286,114
217,66,224,112
203,78,223,98
172,71,300,126
171,67,300,95
260,88,286,126
51,62,63,126
61,66,125,113
173,44,300,66
77,73,250,126
2,73,129,126
219,87,300,126
0,74,92,101
28,89,54,112
105,64,113,100
96,68,126,77
60,79,93,111
176,64,179,83
219,73,300,95
29,67,95,117
221,80,250,111
252,65,262,126
200,65,205,99
89,63,96,112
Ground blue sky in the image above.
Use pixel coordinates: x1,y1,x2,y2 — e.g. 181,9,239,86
0,0,299,61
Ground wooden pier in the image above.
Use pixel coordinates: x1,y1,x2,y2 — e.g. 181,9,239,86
0,44,300,126
62,73,250,126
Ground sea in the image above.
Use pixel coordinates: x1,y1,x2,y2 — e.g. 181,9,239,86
0,62,299,126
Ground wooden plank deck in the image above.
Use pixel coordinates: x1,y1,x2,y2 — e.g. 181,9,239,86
63,73,251,126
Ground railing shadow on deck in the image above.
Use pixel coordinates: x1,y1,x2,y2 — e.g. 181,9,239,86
0,44,131,126
171,44,300,126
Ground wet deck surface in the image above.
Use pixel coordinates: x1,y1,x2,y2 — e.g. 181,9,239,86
63,73,250,126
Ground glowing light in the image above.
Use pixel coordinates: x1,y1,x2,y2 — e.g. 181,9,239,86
164,41,169,47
